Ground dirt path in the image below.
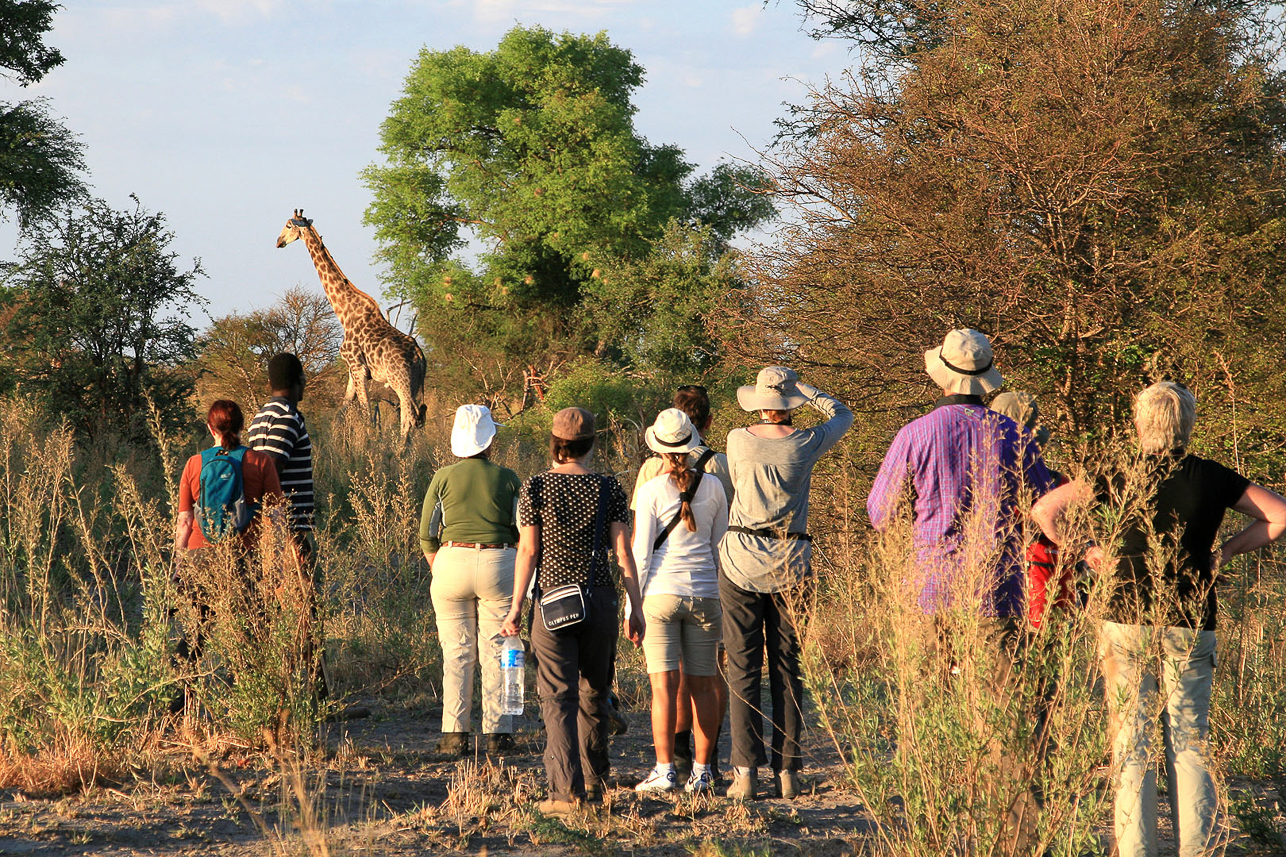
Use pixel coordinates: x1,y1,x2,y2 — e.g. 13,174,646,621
0,699,874,856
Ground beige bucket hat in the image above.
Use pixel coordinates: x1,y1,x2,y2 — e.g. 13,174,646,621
645,408,702,455
924,329,1003,396
737,366,810,411
990,390,1051,447
450,404,502,457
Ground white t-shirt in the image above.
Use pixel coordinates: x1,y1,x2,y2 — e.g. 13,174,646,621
631,470,728,600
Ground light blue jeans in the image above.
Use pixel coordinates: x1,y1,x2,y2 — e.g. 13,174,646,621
1099,621,1219,857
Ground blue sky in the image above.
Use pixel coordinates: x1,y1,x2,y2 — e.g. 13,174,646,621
1,0,849,327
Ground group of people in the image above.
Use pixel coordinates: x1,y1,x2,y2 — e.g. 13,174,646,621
177,330,1286,857
425,368,852,814
867,329,1286,857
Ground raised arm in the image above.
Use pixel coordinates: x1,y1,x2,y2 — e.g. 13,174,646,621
796,381,854,455
1217,483,1286,568
1030,480,1095,545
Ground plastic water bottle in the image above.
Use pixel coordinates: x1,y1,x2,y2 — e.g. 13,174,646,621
500,635,525,716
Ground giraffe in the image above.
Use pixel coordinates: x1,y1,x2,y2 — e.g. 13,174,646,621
276,209,427,440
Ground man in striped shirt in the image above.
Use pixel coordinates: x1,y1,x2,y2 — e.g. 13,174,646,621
247,353,315,559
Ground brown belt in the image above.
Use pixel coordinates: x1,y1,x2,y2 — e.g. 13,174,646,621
444,541,515,550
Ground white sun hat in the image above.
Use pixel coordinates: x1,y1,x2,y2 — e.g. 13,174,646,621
450,404,502,458
645,408,702,455
736,366,811,411
924,329,1004,396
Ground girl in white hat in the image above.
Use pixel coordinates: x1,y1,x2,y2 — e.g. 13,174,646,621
419,404,521,757
631,409,730,795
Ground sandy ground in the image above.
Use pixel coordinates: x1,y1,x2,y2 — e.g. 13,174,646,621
2,696,1282,856
0,695,874,856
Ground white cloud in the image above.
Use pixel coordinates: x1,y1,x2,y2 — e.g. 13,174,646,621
195,0,286,24
811,41,840,60
730,3,762,37
467,0,636,25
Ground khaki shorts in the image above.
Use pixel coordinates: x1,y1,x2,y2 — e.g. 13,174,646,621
641,594,722,676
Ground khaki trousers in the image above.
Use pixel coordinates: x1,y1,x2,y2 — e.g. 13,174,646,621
430,545,516,734
1099,621,1218,857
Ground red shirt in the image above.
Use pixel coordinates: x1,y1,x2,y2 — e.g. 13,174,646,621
179,447,283,550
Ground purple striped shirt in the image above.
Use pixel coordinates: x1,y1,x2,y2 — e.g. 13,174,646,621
867,396,1054,616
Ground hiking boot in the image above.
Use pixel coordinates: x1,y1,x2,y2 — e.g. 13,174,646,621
485,733,515,755
538,798,581,819
774,769,801,799
726,768,757,801
685,769,715,794
635,765,678,793
435,731,470,757
605,692,629,736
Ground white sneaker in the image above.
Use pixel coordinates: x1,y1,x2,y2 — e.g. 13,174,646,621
635,766,677,792
685,769,714,794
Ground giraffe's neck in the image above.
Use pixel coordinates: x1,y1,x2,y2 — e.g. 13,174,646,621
299,227,384,327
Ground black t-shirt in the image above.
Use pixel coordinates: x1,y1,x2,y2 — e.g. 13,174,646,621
1093,452,1249,629
518,471,629,590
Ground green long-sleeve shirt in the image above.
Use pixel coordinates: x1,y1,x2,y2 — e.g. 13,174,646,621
419,458,522,554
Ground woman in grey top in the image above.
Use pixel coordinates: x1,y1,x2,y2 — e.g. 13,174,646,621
720,367,853,800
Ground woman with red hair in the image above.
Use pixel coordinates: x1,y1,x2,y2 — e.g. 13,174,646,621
173,401,283,667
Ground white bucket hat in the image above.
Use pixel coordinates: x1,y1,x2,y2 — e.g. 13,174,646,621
924,329,1003,396
450,404,501,457
645,408,701,455
737,366,810,411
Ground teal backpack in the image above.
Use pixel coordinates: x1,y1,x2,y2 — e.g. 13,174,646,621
196,446,256,541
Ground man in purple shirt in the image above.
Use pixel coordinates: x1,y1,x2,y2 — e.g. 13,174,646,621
867,328,1054,616
866,328,1053,856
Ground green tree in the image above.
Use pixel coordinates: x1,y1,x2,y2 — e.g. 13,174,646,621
0,0,86,229
364,25,772,401
733,0,1286,463
0,197,205,438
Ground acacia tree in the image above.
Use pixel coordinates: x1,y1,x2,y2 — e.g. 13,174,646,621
364,25,773,399
730,0,1286,465
0,198,205,438
0,0,86,229
196,286,345,411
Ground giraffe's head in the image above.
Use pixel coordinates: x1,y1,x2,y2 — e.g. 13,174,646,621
276,209,313,248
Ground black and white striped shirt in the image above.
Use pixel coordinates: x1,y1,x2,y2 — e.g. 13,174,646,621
246,396,314,531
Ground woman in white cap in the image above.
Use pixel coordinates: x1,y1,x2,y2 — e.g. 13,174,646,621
631,408,729,795
721,367,853,800
419,404,521,757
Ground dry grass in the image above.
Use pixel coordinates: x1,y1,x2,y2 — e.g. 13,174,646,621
4,390,1286,856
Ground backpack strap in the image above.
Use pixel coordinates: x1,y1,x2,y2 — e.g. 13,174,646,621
652,469,704,552
692,447,716,474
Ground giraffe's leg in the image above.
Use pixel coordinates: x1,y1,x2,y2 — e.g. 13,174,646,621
340,348,370,414
393,379,417,440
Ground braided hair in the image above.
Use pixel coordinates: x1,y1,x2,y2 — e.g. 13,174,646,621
664,452,698,532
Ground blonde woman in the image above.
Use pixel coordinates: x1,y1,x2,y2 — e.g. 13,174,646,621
631,409,729,794
1033,382,1286,857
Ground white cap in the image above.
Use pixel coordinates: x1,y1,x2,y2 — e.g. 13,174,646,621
450,404,501,458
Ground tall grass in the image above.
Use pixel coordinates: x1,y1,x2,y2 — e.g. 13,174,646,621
801,448,1286,855
4,386,1285,856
